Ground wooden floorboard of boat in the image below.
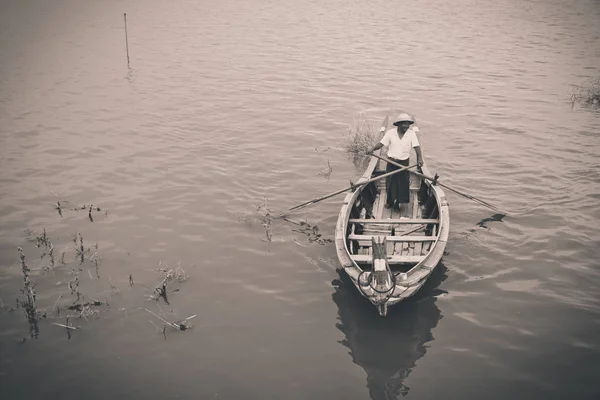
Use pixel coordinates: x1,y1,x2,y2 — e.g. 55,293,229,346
421,224,437,255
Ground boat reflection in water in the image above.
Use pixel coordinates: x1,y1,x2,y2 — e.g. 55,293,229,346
332,263,448,399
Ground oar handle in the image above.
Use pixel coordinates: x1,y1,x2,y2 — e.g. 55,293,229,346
274,161,417,219
372,154,505,214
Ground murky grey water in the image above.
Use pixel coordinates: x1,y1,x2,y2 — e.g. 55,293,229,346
1,0,599,398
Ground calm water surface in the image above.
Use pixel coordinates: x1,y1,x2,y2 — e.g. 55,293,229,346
1,0,599,399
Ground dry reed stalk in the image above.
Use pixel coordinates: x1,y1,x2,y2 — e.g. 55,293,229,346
342,114,383,156
53,322,78,330
145,308,195,332
53,293,63,315
68,268,81,301
18,247,39,338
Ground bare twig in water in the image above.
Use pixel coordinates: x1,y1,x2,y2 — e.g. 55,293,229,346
145,308,195,333
54,322,78,330
144,308,179,330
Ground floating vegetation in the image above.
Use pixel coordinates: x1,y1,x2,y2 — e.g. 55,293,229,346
342,114,384,157
238,197,274,242
7,198,194,343
570,77,600,108
50,192,107,220
239,197,335,245
287,218,333,245
147,262,190,305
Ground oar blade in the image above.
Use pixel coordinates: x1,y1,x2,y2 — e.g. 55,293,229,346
380,116,389,133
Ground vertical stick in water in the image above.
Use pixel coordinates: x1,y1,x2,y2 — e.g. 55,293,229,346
124,13,130,66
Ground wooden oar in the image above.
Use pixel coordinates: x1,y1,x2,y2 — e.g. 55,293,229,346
275,163,418,218
372,153,506,214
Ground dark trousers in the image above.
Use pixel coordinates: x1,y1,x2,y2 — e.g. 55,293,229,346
385,158,410,206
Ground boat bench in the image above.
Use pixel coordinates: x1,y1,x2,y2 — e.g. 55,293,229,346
348,234,436,242
348,218,439,224
350,254,425,264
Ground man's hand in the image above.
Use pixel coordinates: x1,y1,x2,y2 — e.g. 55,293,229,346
417,159,424,167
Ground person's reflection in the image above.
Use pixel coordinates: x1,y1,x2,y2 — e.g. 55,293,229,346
332,264,448,399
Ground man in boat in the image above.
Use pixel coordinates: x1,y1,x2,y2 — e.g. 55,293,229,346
368,113,424,209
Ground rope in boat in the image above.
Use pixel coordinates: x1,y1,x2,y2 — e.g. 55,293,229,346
357,269,396,303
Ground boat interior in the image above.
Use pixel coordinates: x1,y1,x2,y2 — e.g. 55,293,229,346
346,157,441,274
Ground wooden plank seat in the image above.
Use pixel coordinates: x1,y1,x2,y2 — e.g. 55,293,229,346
350,254,425,264
348,234,436,242
348,218,439,224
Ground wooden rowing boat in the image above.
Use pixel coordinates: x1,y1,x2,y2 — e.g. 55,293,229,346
334,150,450,316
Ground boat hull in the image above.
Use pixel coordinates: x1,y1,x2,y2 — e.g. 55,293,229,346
335,151,449,316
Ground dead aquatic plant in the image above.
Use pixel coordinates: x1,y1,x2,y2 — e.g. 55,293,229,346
570,77,600,108
24,228,50,249
290,221,333,245
342,114,383,157
73,233,87,264
89,242,100,278
147,262,190,304
68,268,82,301
145,308,196,337
258,197,273,242
72,233,98,267
66,301,101,322
17,247,41,338
49,193,108,220
38,238,57,274
238,197,274,241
